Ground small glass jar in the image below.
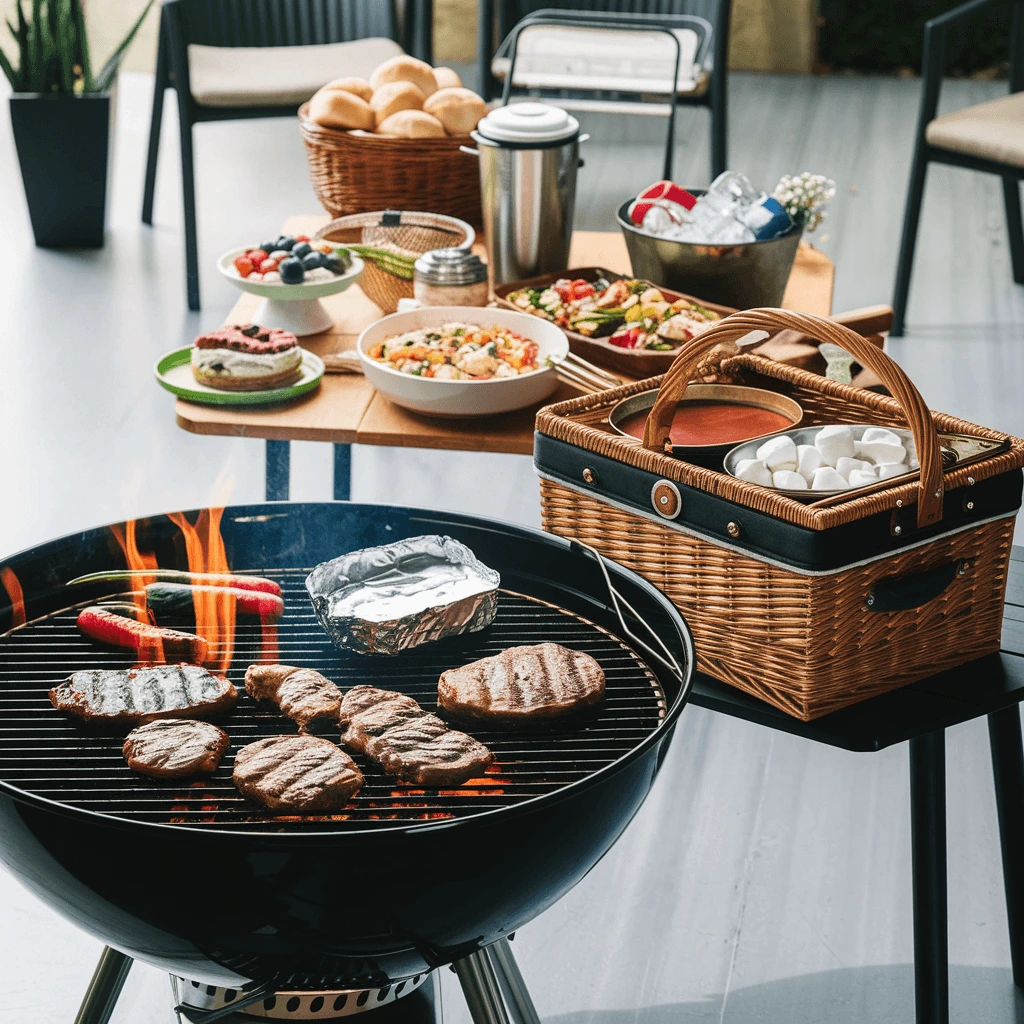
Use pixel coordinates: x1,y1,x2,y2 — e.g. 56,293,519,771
414,248,489,307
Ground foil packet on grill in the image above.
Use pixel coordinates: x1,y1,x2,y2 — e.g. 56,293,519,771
305,535,500,655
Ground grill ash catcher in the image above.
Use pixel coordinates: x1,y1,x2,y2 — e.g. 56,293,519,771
0,503,694,1024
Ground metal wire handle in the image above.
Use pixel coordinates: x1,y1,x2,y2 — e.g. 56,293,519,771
569,539,689,687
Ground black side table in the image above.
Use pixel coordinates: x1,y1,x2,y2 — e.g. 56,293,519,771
686,547,1024,1024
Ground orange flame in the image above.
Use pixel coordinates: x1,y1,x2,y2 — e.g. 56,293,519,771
110,521,164,663
166,508,236,673
0,567,26,630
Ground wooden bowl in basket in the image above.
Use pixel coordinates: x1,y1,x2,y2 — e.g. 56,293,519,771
493,267,735,377
299,103,483,227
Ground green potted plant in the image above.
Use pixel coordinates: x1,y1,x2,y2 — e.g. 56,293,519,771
0,0,152,247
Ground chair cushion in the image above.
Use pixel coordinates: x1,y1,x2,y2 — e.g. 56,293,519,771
187,37,403,108
925,92,1024,168
491,25,707,97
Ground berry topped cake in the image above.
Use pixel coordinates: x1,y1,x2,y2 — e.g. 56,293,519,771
191,324,302,391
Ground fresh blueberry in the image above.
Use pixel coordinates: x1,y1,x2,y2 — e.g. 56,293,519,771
259,239,277,254
333,247,353,270
278,257,305,284
276,235,296,252
324,254,344,274
302,251,325,271
292,241,312,259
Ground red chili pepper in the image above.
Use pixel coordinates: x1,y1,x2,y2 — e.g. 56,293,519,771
67,570,282,597
146,583,284,620
77,606,208,663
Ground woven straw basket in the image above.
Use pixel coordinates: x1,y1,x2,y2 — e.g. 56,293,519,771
535,309,1024,720
315,211,473,314
299,104,483,227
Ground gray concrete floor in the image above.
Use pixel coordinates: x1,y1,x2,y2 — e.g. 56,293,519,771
1,70,1024,1023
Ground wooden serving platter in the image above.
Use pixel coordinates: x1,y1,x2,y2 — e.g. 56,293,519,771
493,267,736,377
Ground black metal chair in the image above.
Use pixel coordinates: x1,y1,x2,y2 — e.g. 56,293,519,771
891,0,1024,336
477,0,730,182
142,0,433,311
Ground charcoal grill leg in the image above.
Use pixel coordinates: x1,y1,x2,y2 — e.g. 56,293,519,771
265,440,290,501
73,946,133,1024
910,730,948,1024
988,706,1024,988
487,939,541,1024
454,950,512,1024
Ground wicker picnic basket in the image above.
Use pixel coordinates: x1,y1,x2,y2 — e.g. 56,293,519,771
298,104,483,226
535,308,1024,720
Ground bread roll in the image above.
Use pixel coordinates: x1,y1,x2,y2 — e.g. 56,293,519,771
322,76,373,102
370,80,425,127
309,87,375,131
423,87,487,136
376,109,446,139
432,66,462,90
370,54,438,98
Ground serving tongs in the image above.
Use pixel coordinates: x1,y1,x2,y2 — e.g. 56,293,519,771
551,352,624,393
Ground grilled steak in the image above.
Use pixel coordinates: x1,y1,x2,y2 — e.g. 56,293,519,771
339,686,493,787
232,735,363,811
437,643,605,724
50,664,238,727
244,664,342,733
122,719,229,778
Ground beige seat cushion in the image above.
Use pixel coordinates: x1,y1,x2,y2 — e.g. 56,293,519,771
925,92,1024,168
187,37,403,108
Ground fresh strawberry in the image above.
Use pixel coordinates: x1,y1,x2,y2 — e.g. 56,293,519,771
247,248,268,266
233,255,254,278
258,257,280,274
295,234,310,243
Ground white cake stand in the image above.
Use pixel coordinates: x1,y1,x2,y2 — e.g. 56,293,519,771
217,248,365,336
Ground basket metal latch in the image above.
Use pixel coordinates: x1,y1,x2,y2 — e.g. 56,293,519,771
569,540,689,685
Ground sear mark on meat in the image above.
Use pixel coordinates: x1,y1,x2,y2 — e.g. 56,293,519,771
123,718,229,778
437,643,605,725
50,664,238,728
338,685,493,787
244,663,342,733
232,735,364,811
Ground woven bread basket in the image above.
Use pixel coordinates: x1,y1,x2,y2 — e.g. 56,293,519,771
314,211,474,314
299,104,483,227
535,308,1024,720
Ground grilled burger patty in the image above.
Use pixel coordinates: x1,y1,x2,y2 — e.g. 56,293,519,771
339,686,493,787
437,642,605,724
244,664,342,732
50,664,238,727
232,735,364,811
122,719,229,778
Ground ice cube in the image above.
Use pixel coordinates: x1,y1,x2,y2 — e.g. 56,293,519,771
708,170,758,207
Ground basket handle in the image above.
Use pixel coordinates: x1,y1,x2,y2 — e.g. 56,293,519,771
642,308,944,528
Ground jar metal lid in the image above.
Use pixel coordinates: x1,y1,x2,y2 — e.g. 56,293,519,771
414,247,488,286
475,102,579,144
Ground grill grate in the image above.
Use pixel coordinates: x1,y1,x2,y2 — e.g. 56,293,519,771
0,571,666,833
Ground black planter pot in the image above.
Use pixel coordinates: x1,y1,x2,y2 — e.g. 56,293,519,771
9,92,112,247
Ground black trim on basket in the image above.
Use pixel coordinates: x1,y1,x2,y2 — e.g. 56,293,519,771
534,433,1023,573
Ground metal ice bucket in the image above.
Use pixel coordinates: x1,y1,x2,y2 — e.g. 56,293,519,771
617,193,803,308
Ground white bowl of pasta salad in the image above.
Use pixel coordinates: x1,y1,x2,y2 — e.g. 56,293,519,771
357,307,569,417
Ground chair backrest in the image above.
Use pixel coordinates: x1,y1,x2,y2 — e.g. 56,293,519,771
166,0,399,48
497,0,723,40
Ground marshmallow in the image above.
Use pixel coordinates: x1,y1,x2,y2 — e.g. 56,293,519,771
814,425,855,467
878,462,908,480
772,470,807,490
855,440,907,465
835,456,872,480
756,434,798,472
811,466,850,491
861,427,903,446
796,444,826,482
848,469,880,488
735,458,773,486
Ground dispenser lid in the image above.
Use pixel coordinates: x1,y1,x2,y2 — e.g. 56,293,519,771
475,102,580,144
414,247,488,286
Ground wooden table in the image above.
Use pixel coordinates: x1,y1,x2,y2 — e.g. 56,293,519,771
176,216,836,500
